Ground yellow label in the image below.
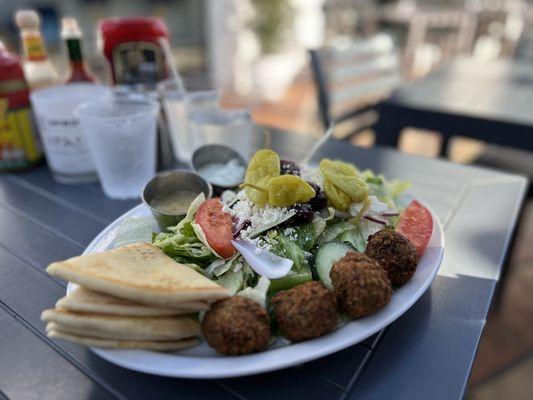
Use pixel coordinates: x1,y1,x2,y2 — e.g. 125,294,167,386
0,103,42,167
23,35,47,61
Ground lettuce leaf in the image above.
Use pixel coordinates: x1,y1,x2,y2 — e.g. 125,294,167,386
273,215,327,253
311,214,328,238
210,256,257,294
271,235,308,273
205,255,239,278
284,224,315,252
238,276,270,308
334,219,383,252
245,210,296,239
361,169,411,203
317,219,356,246
336,228,366,252
112,217,154,248
191,222,223,259
215,268,244,294
152,193,217,267
268,235,313,293
153,235,216,264
168,193,205,232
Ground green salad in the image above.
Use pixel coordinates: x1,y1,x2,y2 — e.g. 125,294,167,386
151,149,411,298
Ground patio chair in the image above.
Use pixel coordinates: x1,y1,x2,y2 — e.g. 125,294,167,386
309,34,402,140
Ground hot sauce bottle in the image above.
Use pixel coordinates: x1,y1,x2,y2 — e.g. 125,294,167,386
61,17,96,83
0,41,43,171
14,10,58,90
99,17,169,86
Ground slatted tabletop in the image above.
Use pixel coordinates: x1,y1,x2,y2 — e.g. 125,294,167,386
391,57,533,125
374,57,533,153
0,129,527,400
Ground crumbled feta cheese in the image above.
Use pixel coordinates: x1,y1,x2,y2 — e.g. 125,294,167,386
301,165,324,187
221,190,237,205
248,235,275,251
226,190,292,238
283,227,298,241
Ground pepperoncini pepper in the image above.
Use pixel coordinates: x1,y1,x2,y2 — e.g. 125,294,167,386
244,149,280,207
319,159,369,211
243,149,315,208
242,175,315,208
266,175,315,207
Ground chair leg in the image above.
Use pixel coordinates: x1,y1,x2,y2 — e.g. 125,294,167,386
373,112,403,148
440,135,451,158
492,198,527,312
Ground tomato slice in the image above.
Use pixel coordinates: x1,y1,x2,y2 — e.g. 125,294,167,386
396,200,433,258
195,198,236,259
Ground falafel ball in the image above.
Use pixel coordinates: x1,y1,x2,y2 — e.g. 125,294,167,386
330,252,392,318
365,229,418,286
201,296,270,355
271,281,338,342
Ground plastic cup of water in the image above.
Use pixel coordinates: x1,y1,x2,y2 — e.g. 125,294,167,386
187,107,255,159
30,83,112,184
158,79,219,163
75,98,159,199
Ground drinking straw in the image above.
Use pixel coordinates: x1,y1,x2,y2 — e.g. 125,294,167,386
157,37,188,168
301,123,335,165
264,128,271,149
158,37,186,94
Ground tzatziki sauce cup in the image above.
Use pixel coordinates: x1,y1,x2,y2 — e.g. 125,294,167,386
142,170,212,231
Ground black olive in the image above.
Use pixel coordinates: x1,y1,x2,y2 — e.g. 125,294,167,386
307,182,327,211
233,220,251,238
307,182,320,193
291,203,314,223
310,193,327,211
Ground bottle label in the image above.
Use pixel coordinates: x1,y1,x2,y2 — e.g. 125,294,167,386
34,112,95,175
66,38,83,62
23,34,47,61
0,97,42,170
112,41,165,84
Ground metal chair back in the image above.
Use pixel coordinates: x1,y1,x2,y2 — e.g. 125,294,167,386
309,34,402,137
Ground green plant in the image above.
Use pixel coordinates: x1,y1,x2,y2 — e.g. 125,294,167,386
251,0,294,54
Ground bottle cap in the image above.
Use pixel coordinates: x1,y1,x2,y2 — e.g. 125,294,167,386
61,17,82,39
15,10,40,29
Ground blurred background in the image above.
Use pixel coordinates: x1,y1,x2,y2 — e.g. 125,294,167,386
3,0,533,158
1,0,532,398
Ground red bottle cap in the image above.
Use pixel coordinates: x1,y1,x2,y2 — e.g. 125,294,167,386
100,17,168,43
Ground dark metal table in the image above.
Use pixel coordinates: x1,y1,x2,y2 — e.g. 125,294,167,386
374,57,533,155
0,129,527,400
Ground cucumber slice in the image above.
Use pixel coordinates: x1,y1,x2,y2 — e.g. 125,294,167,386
315,241,356,289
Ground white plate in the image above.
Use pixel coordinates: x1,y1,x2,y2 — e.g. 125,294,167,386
68,199,444,379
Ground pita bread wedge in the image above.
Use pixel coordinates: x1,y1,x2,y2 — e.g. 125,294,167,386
48,329,199,351
45,321,192,342
46,243,230,306
42,309,200,341
57,287,208,316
